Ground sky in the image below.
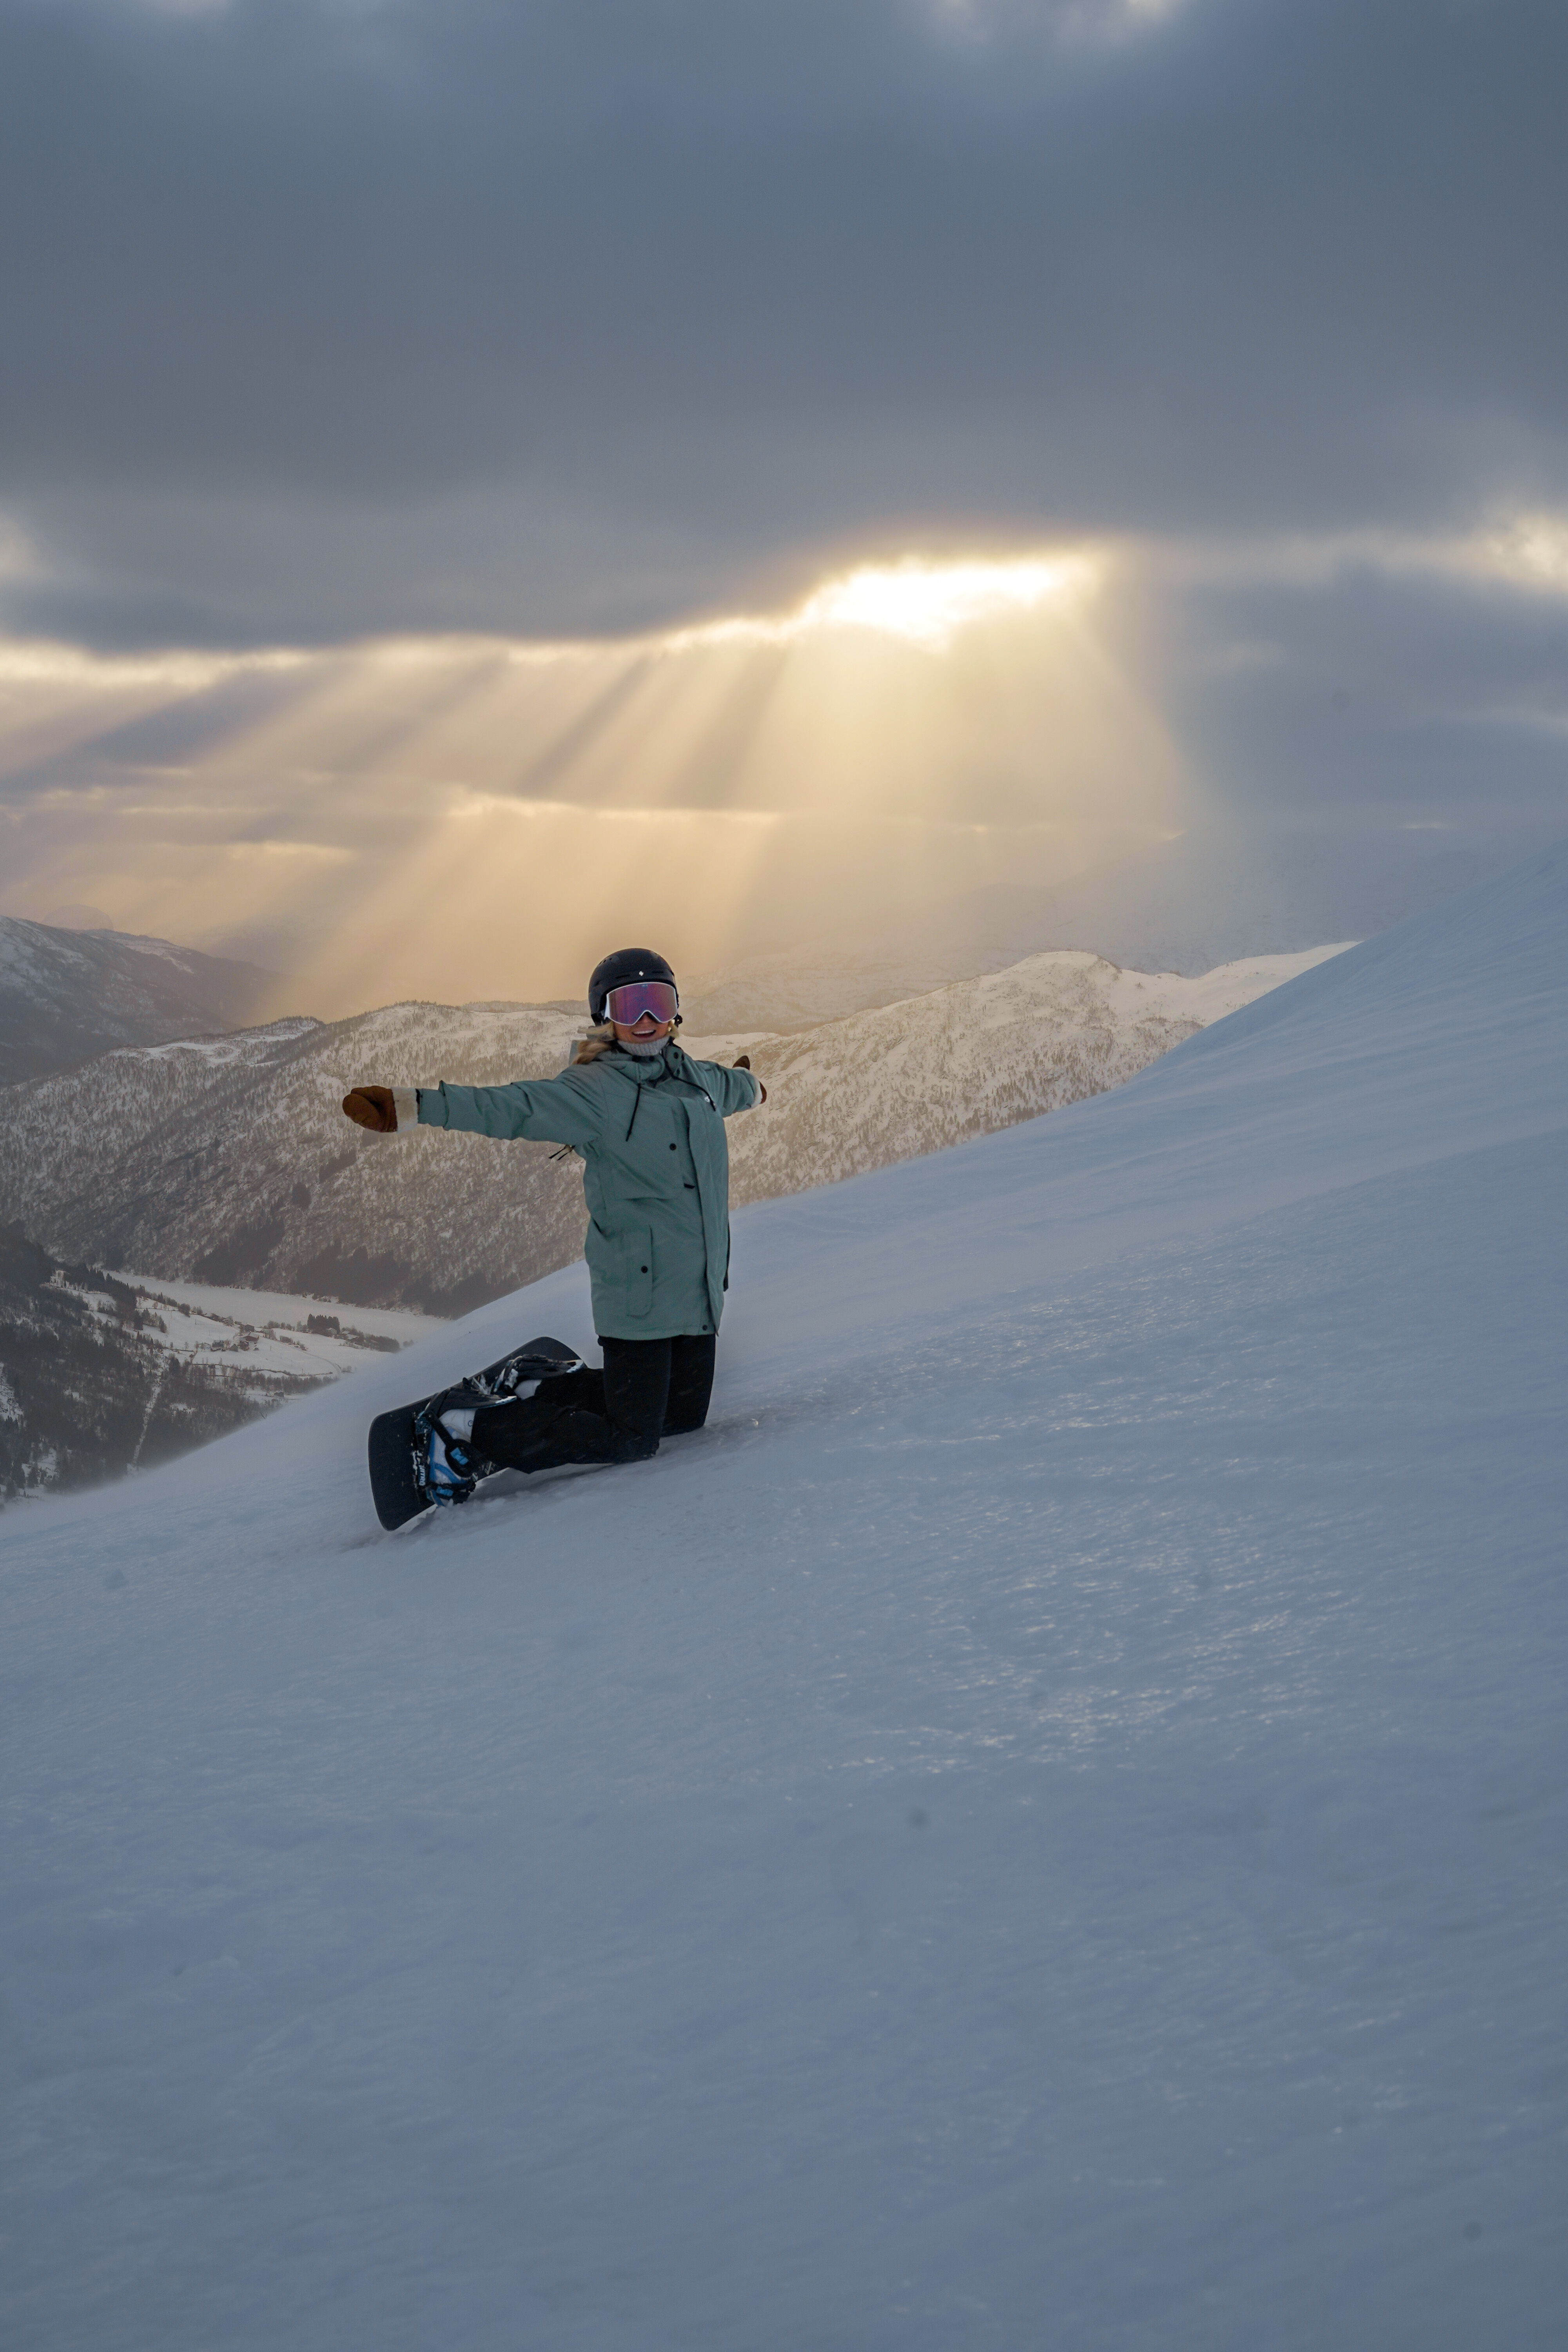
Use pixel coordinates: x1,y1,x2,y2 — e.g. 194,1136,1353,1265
1,0,1564,1009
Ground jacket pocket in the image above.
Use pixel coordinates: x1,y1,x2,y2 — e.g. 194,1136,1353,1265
622,1225,655,1319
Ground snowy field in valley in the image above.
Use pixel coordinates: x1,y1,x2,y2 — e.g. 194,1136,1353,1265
111,1275,442,1377
2,850,1564,2350
0,1259,442,1504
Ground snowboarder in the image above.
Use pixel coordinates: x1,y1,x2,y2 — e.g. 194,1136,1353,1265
342,948,766,1517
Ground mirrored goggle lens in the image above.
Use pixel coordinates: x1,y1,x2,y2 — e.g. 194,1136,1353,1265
606,980,678,1026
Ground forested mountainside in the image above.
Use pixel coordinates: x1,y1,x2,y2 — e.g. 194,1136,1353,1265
0,916,285,1084
0,947,1343,1316
0,1224,329,1498
0,1002,588,1319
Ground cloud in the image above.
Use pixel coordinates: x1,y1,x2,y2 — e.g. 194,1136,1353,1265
0,546,1190,1007
1150,521,1568,854
1,0,1562,985
1,0,1565,646
1,523,1563,1016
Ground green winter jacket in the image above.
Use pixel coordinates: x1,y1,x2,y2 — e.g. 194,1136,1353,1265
416,1043,761,1340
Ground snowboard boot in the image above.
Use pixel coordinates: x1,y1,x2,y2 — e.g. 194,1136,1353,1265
413,1385,496,1508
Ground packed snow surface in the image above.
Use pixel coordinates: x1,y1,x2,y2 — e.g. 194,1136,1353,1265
2,851,1565,2350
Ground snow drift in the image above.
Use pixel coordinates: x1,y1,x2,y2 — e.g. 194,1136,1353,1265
2,848,1564,2351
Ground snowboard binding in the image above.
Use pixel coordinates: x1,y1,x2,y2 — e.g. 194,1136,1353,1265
368,1336,585,1530
414,1388,490,1508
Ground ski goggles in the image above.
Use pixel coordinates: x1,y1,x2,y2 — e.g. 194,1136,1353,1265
604,978,679,1027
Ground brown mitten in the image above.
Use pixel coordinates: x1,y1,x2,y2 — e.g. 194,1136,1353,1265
735,1054,750,1067
343,1085,397,1133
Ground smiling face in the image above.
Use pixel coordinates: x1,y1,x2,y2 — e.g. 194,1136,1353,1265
603,975,679,1044
611,1010,675,1044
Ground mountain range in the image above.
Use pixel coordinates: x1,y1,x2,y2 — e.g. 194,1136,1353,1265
0,945,1343,1316
0,915,286,1085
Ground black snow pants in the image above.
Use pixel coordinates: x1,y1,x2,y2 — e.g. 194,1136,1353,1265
471,1334,716,1476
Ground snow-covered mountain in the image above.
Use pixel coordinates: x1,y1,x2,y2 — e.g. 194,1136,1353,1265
2,846,1562,2351
0,945,1343,1314
0,915,286,1085
718,945,1345,1207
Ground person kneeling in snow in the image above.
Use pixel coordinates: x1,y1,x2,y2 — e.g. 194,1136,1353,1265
341,947,765,1503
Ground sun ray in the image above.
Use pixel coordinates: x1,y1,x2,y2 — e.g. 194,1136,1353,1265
0,544,1190,1009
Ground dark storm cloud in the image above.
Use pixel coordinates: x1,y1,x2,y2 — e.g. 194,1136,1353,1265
2,0,1566,644
1165,561,1568,842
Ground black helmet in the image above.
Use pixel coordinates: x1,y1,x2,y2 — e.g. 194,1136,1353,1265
587,946,680,1027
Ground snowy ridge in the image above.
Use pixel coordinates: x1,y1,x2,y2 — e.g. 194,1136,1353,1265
0,915,285,1085
131,1018,320,1063
712,943,1345,1208
1,847,1563,2348
0,946,1341,1315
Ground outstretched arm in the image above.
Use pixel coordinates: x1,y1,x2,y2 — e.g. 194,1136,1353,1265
342,1071,605,1147
724,1053,766,1109
418,1073,605,1146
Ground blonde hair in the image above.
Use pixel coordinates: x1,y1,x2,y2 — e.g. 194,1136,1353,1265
570,1025,618,1066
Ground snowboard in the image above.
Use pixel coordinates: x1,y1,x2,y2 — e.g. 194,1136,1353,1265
367,1334,584,1531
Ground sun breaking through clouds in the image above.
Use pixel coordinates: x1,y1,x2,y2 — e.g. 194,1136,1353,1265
2,0,1566,1005
0,547,1187,1014
678,555,1097,652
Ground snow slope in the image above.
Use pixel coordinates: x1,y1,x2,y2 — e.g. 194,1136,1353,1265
2,849,1564,2351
